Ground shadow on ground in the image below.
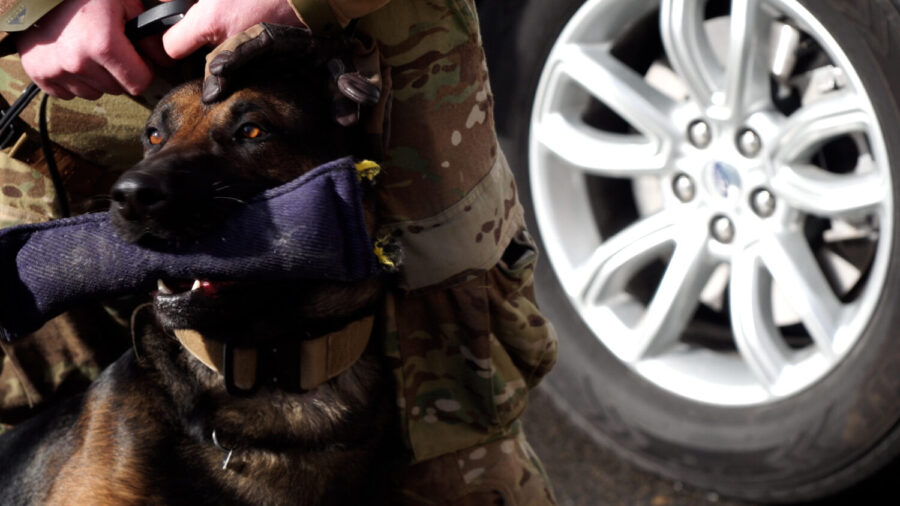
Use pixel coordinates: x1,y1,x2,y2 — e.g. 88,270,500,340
522,384,896,506
522,385,749,506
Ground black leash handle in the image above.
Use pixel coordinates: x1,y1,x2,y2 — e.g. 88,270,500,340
124,0,194,41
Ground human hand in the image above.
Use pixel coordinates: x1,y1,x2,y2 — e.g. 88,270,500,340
199,23,380,122
14,0,162,100
161,0,303,60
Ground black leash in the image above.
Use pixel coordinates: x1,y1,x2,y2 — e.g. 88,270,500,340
0,82,38,150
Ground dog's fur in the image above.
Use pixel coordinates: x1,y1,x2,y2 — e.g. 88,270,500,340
0,46,393,505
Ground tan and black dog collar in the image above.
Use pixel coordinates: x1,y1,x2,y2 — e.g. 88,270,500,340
173,315,374,394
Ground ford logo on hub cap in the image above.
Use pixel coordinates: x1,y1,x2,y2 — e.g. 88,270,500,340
709,161,741,199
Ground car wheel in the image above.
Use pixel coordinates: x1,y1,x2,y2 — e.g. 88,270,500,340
488,0,900,501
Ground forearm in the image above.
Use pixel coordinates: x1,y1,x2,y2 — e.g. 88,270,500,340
288,0,391,32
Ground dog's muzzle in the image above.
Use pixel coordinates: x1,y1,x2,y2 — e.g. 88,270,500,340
0,157,378,341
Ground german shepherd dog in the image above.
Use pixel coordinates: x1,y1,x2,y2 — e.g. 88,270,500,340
0,34,393,505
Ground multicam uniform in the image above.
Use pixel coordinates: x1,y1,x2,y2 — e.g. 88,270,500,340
0,1,558,503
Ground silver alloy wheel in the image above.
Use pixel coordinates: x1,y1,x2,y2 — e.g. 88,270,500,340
529,0,892,406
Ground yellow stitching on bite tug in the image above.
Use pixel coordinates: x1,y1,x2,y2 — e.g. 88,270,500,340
353,160,392,267
373,236,396,268
355,160,381,181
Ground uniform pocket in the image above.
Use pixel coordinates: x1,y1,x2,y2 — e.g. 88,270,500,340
392,229,558,461
488,229,558,390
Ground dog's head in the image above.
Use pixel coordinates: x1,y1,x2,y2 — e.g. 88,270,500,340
111,56,362,243
109,36,382,338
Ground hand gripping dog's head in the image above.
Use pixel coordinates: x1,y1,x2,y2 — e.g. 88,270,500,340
109,24,385,356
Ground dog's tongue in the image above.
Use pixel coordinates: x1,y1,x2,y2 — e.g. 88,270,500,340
0,157,378,341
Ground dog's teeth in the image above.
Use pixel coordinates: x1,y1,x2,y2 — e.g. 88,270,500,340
191,279,202,291
157,279,173,295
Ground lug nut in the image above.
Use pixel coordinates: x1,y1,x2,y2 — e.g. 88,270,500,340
673,173,696,202
751,188,776,217
710,215,735,243
737,128,762,157
688,120,712,149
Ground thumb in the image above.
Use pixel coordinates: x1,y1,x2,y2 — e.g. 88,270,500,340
161,1,214,60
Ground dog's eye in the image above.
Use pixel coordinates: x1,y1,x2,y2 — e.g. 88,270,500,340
238,123,265,140
147,128,164,145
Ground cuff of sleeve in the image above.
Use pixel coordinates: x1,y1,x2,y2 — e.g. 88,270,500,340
0,0,65,32
288,0,346,35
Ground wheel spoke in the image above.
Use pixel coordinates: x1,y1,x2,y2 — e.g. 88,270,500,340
772,90,871,164
574,212,679,304
555,43,681,140
725,0,773,117
575,211,712,362
770,162,886,218
758,231,842,358
729,245,792,389
635,222,713,358
660,0,724,107
533,113,668,177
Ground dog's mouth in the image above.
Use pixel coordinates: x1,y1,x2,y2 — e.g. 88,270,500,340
155,278,237,299
153,277,250,331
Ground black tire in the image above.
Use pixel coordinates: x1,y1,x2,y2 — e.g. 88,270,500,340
482,0,900,502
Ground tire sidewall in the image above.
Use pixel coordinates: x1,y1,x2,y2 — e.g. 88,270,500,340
494,0,900,500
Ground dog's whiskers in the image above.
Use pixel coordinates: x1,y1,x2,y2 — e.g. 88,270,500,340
211,182,234,192
213,196,247,205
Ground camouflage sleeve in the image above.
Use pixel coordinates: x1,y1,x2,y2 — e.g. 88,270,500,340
0,0,64,32
288,0,391,33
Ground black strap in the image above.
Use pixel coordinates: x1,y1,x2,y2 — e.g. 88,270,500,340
0,82,39,149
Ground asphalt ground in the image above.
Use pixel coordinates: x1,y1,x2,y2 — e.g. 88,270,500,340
521,381,894,506
522,384,748,506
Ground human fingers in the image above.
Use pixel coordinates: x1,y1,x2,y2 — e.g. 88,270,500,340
36,81,75,101
96,0,154,95
62,76,105,101
24,52,122,100
16,0,153,97
121,0,173,67
41,74,105,101
137,36,176,68
162,0,303,60
161,0,217,60
201,24,322,103
72,63,128,96
99,31,155,95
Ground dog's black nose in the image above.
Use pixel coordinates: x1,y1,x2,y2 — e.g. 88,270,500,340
110,171,168,221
